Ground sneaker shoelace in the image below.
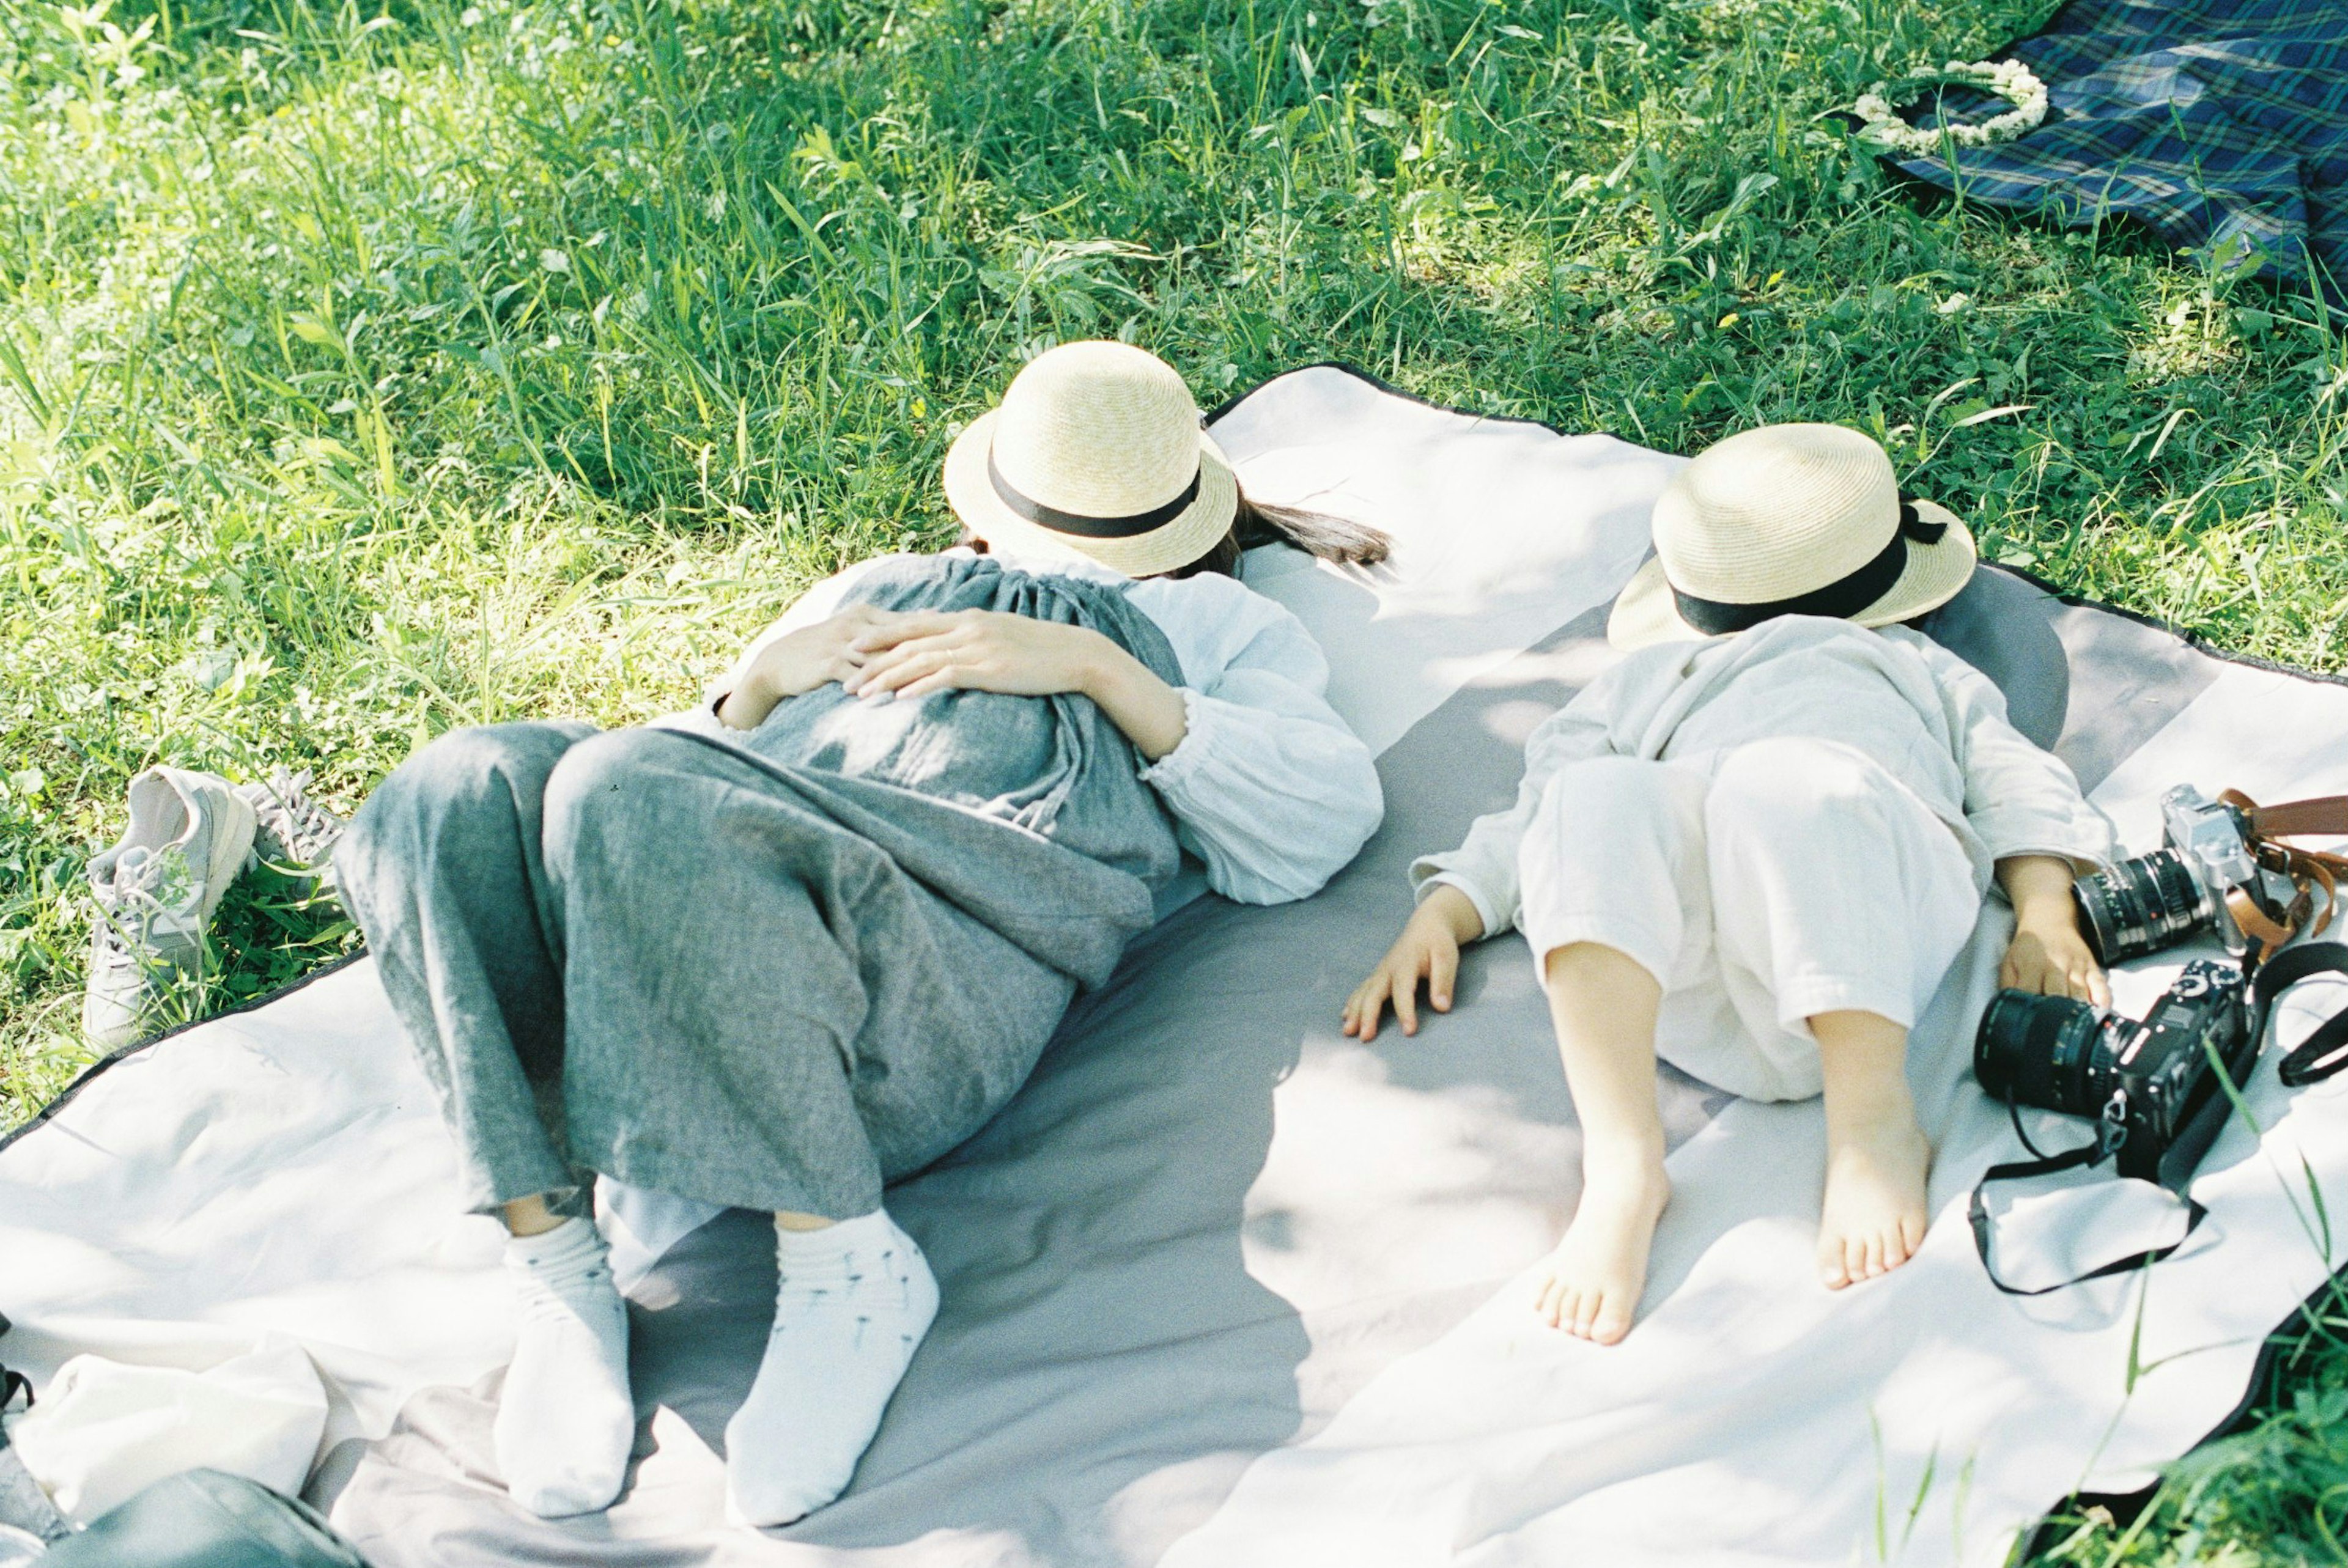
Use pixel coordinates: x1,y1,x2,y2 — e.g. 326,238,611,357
244,770,344,867
88,848,181,968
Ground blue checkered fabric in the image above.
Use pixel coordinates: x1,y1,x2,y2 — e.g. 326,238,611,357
1884,0,2347,299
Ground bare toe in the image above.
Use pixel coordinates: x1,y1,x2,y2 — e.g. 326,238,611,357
1818,1113,1932,1292
1533,1163,1670,1343
1590,1297,1633,1345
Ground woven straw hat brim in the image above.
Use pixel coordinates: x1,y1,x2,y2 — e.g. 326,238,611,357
942,410,1239,578
1606,498,1978,651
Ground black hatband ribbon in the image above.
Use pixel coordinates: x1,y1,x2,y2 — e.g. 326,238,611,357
1672,495,1947,635
988,447,1201,540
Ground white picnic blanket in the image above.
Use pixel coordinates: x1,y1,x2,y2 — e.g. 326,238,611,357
4,366,2344,1567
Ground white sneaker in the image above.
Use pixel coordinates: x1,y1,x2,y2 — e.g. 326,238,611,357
235,769,344,889
83,768,257,1050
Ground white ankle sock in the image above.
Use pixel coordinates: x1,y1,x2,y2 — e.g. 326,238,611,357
495,1216,637,1517
724,1209,940,1528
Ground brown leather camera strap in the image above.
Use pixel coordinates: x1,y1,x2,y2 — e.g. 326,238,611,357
2216,790,2348,955
2226,886,2300,965
2271,848,2341,942
2237,793,2348,839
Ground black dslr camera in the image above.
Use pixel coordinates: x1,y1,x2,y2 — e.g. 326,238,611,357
2071,785,2294,965
1974,959,2255,1187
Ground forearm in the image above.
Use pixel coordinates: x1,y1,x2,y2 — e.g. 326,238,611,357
1080,639,1190,762
1996,853,2078,927
1408,806,1534,940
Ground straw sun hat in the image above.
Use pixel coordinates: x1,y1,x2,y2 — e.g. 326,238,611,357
1606,422,1978,651
943,341,1238,579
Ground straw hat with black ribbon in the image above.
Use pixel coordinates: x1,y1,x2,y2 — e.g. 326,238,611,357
1606,422,1978,652
943,341,1238,580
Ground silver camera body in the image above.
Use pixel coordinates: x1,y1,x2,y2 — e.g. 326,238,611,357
2158,785,2259,954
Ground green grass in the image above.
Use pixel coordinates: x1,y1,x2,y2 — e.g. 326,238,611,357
4,0,2346,1557
2029,1276,2348,1567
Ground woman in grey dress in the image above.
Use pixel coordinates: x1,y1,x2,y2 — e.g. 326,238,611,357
335,342,1388,1527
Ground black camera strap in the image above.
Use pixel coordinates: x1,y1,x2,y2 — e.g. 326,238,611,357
2249,941,2348,1086
1968,1095,2210,1297
1973,942,2348,1295
0,1310,24,1418
0,1311,67,1545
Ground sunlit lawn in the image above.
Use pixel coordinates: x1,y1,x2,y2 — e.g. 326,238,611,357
4,0,2346,1557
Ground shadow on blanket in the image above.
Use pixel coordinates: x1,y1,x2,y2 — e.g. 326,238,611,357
331,580,1744,1561
323,564,2217,1565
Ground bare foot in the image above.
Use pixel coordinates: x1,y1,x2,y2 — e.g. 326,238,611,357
1532,1161,1670,1344
1817,1115,1931,1289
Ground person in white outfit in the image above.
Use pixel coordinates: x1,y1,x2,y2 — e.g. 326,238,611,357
1345,423,2114,1344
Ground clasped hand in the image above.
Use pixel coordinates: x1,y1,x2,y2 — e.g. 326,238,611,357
718,604,1118,731
846,609,1113,702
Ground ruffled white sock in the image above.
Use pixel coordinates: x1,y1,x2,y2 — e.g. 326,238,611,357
724,1209,940,1528
494,1216,637,1517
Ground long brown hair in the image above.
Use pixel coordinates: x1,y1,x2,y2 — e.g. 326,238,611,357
1162,491,1390,581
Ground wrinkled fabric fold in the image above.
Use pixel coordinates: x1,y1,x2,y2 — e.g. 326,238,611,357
339,555,1186,1220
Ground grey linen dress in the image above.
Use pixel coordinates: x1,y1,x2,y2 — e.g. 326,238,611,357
336,556,1185,1221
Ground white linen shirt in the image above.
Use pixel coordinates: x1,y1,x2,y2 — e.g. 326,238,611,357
665,547,1383,907
1411,614,2117,937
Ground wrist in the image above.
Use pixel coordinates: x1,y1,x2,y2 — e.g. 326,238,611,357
2012,888,2080,932
1421,883,1486,943
717,665,777,729
1074,630,1130,704
1998,855,2077,916
1082,635,1188,762
2018,909,2081,940
2008,867,2075,909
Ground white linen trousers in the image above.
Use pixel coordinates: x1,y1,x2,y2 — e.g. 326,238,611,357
1518,735,1983,1102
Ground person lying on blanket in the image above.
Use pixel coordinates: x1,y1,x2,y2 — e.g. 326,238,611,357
334,341,1387,1525
1343,422,2116,1345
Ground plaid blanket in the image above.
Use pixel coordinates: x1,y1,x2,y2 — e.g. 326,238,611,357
1884,0,2347,300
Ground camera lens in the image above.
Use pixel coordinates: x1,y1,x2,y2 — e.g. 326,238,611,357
1975,989,2122,1115
2072,849,2213,965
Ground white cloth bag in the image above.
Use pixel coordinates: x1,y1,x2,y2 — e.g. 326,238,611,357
4,1335,328,1523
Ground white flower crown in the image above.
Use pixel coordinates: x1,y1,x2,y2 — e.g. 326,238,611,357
1852,59,2047,156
